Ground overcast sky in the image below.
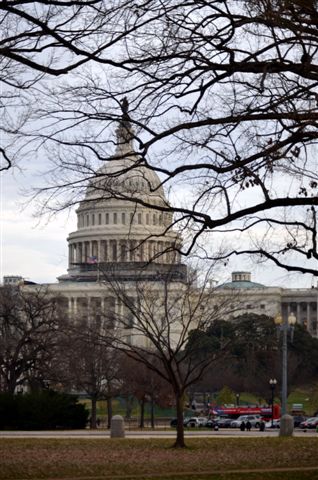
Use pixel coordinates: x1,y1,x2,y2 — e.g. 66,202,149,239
1,163,316,289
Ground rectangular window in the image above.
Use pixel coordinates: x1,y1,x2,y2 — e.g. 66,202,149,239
146,213,149,225
86,215,89,226
98,213,102,225
113,213,117,224
153,214,157,225
105,213,109,224
122,213,126,224
92,214,95,226
138,213,142,224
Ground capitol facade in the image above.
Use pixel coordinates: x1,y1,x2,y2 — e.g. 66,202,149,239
6,111,318,340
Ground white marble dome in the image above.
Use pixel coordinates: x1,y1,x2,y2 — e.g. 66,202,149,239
59,116,185,282
85,140,167,207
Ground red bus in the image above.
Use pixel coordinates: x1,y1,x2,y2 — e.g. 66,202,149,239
209,404,281,420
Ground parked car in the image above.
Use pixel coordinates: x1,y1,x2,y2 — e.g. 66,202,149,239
206,418,218,428
265,419,280,429
216,417,233,428
231,415,262,428
206,417,231,428
299,417,318,429
170,416,192,427
293,415,307,428
185,417,208,428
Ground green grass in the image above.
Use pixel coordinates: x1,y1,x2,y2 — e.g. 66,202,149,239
1,437,318,479
79,397,176,420
287,387,318,415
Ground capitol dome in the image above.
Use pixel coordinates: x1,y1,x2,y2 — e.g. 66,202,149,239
85,121,167,207
59,107,186,283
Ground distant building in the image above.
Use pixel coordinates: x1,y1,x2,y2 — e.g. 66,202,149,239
215,271,318,337
3,275,23,286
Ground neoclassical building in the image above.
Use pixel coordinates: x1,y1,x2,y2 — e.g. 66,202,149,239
215,271,318,337
18,113,190,344
5,111,318,339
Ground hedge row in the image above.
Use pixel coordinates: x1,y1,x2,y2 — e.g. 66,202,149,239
0,390,89,429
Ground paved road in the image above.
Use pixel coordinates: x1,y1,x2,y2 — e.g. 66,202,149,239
0,428,316,438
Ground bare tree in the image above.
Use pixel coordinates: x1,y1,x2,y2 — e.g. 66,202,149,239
53,315,121,429
17,0,317,277
119,354,172,428
1,0,162,171
0,286,62,394
99,264,233,447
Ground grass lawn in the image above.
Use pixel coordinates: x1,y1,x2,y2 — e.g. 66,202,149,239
1,437,318,479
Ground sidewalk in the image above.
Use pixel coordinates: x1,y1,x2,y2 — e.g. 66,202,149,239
0,428,316,438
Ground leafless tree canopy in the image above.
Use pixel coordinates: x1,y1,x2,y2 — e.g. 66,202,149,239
0,286,63,394
5,0,318,275
0,0,142,170
100,266,234,447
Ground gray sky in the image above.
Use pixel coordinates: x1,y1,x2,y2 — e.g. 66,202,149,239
1,168,76,284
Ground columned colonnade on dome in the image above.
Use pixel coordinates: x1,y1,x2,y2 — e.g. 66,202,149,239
68,239,180,266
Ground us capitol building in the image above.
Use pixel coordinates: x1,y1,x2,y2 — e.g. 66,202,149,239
4,111,318,339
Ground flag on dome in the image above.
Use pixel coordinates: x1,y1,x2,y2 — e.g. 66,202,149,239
87,256,98,264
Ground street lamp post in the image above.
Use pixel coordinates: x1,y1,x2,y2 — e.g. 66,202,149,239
269,378,277,428
236,393,240,406
274,312,297,424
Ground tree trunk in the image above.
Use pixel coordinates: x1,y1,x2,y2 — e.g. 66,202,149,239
150,394,155,429
106,396,112,429
8,370,17,395
139,397,145,429
174,392,186,448
91,396,97,429
125,395,133,419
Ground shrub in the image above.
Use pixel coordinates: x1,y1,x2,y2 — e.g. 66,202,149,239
0,391,89,429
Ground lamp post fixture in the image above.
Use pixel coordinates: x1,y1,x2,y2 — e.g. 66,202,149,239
274,312,297,417
269,378,277,428
236,393,240,406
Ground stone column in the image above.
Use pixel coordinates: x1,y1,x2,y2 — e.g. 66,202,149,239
97,241,101,262
68,244,72,267
140,242,144,262
296,303,301,324
307,303,310,331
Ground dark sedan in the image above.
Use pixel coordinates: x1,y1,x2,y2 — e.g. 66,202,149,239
293,415,307,428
